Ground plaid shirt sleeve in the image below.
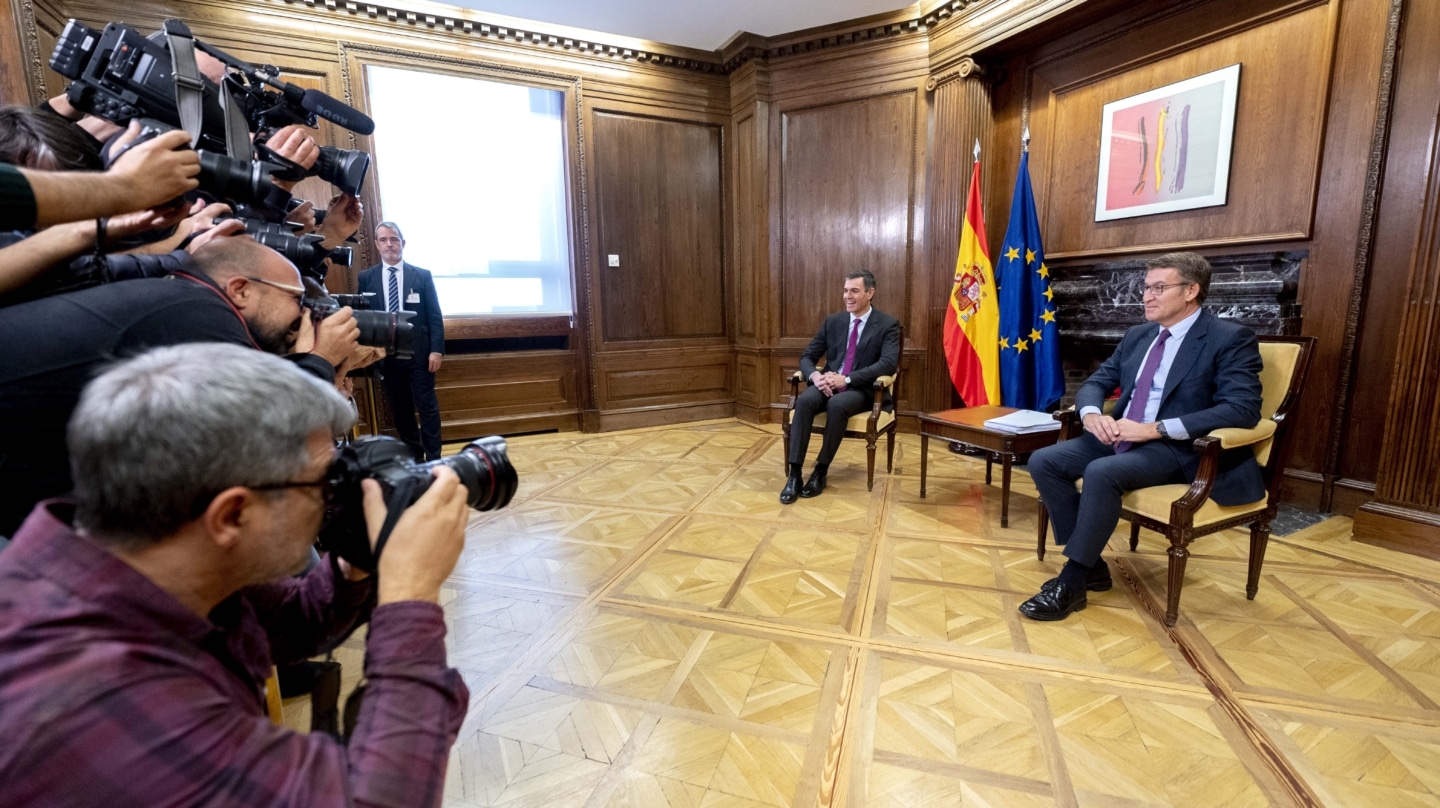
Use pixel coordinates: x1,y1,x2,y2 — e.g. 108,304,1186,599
6,600,468,807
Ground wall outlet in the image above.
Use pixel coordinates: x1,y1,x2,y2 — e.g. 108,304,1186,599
607,254,620,267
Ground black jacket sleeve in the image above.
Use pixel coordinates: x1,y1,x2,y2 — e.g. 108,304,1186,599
0,164,37,231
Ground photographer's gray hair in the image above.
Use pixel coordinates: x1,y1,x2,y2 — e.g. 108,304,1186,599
69,343,354,548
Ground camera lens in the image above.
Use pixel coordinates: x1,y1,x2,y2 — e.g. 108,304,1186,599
352,310,414,360
421,436,518,512
313,146,370,197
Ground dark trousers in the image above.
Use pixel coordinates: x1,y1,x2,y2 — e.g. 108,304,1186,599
380,357,442,461
787,386,870,467
1028,433,1187,566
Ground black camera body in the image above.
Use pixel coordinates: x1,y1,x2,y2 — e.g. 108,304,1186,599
242,219,352,274
317,436,517,572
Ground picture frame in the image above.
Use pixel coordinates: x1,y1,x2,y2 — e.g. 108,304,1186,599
1095,63,1241,222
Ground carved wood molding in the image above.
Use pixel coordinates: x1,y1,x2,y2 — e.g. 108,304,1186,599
17,0,46,100
1324,0,1405,511
286,0,723,72
926,56,986,92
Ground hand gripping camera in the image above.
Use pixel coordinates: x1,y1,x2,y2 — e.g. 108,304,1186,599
317,436,518,573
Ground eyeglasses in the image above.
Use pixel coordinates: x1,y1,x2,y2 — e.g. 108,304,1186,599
248,476,333,505
1142,281,1193,297
244,275,305,305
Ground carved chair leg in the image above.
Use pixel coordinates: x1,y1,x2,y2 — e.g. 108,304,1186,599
885,429,895,473
1247,520,1271,600
1036,499,1048,561
1165,538,1191,628
865,435,877,491
1129,522,1141,552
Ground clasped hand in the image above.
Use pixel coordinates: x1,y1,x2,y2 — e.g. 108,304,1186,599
810,371,848,397
1082,413,1158,446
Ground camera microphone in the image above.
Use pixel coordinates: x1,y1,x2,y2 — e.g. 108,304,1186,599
301,89,375,135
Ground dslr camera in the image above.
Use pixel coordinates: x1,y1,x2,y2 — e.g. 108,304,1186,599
318,436,518,573
301,280,415,361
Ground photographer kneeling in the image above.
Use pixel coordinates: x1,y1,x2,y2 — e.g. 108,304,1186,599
0,343,470,807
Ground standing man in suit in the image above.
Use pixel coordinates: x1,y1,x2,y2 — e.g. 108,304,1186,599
359,221,446,461
783,269,902,504
1021,252,1264,621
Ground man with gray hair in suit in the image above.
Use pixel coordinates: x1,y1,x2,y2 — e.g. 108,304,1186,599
1021,252,1264,622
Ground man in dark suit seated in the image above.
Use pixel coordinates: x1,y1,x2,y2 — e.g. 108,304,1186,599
783,269,902,504
1021,252,1264,621
358,221,446,461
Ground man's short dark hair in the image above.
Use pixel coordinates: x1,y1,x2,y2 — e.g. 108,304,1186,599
845,269,876,291
1146,252,1212,303
376,221,404,240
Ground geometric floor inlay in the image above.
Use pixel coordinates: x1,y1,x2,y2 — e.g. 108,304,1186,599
283,419,1440,807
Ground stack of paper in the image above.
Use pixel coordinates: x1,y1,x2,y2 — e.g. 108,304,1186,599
983,409,1061,434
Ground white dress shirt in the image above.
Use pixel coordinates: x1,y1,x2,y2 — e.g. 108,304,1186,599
1080,307,1202,440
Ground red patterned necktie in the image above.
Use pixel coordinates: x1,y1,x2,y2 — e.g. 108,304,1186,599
1115,328,1170,454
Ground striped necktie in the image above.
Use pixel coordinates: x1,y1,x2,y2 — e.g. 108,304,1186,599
387,267,400,312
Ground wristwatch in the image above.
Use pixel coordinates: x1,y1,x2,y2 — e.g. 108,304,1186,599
1155,420,1169,439
844,376,852,386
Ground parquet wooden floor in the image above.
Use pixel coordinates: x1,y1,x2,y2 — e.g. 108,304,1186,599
284,420,1440,807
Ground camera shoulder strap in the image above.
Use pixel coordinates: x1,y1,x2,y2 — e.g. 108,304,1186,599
164,19,251,159
163,20,206,149
372,476,422,563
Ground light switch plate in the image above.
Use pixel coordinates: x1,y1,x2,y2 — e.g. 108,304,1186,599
607,254,620,267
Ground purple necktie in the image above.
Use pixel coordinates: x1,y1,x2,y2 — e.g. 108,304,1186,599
1115,328,1170,454
839,317,861,380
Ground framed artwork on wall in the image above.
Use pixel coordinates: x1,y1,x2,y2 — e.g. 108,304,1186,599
1095,63,1241,222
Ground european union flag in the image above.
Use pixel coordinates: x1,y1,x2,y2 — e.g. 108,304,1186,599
997,152,1064,411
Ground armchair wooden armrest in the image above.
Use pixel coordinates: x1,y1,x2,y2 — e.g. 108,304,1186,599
1052,408,1081,440
1207,420,1277,450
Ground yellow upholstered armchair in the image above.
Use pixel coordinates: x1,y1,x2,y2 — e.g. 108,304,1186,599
781,327,904,491
1037,335,1316,626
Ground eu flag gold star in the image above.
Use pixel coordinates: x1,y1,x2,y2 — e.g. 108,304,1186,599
1016,339,1029,353
1044,287,1054,301
1025,248,1036,264
1037,263,1049,278
1030,328,1043,342
1004,246,1020,261
999,337,1010,349
1041,309,1056,323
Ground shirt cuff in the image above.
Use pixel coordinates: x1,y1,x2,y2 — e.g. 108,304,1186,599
1078,406,1102,419
366,601,450,672
1162,417,1189,441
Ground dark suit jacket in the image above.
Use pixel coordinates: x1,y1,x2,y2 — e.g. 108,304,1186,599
357,262,445,360
1076,308,1265,505
799,309,902,400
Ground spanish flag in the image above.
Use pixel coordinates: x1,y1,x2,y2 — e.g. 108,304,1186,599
942,153,1000,407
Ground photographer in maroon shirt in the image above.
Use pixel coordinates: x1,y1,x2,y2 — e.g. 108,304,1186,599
0,343,470,807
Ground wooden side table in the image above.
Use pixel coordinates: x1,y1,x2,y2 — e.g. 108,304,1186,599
917,406,1062,528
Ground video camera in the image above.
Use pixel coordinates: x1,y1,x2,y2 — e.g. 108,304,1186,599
49,18,374,217
318,435,518,573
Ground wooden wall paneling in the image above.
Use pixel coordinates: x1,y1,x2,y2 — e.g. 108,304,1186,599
1034,2,1337,258
1353,0,1440,555
591,347,734,431
434,349,580,439
1,0,40,105
778,91,918,341
1325,0,1410,496
589,108,725,343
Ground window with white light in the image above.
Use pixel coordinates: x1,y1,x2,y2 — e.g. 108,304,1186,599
364,65,573,315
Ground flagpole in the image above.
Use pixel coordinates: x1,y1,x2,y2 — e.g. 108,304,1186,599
974,138,980,161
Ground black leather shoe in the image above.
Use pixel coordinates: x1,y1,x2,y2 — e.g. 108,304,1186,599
779,476,802,504
1018,581,1088,621
799,468,827,498
1040,560,1112,593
